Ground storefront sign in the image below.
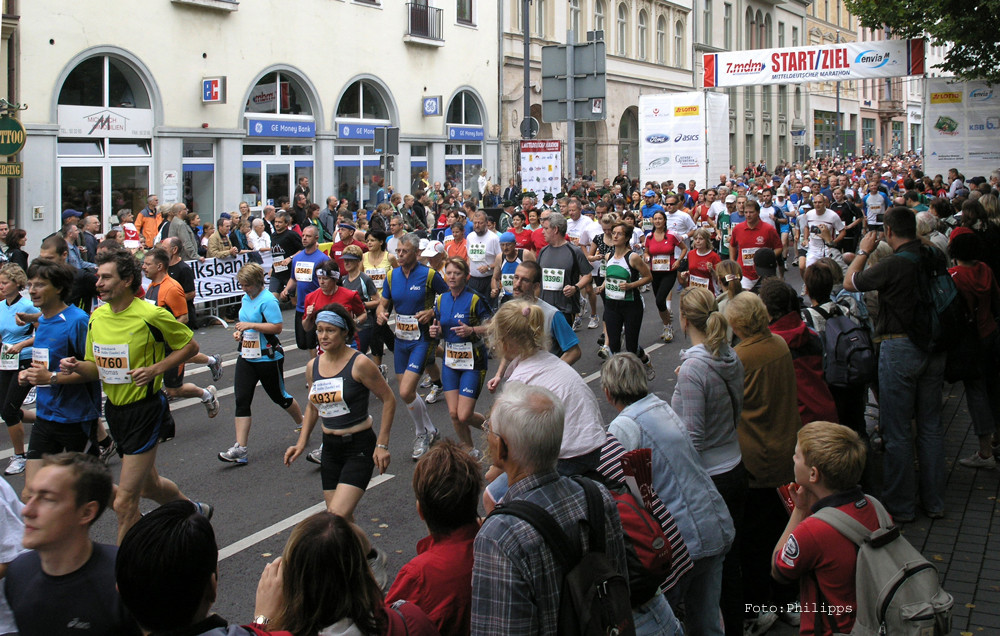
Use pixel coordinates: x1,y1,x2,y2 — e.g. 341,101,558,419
0,162,22,178
519,140,562,196
246,81,289,113
57,105,154,138
703,39,925,88
448,125,484,141
423,96,442,116
338,123,377,139
247,118,316,138
0,117,25,155
202,77,227,104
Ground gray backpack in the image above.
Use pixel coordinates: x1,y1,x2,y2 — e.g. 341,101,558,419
812,496,953,635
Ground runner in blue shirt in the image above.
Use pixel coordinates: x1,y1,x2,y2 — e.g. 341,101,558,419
429,258,493,458
279,225,329,351
639,189,664,234
377,233,449,460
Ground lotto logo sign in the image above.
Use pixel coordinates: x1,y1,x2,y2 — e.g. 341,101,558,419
674,105,700,117
930,92,962,104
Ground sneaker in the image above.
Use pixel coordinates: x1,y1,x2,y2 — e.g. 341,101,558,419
23,387,36,406
218,444,248,465
744,610,778,636
958,451,997,469
662,324,674,343
194,501,214,520
644,359,656,380
412,434,429,460
419,374,433,389
99,438,118,465
469,448,484,461
208,355,224,382
306,447,323,465
427,428,441,447
425,385,444,404
587,314,600,329
572,315,583,331
378,364,389,381
368,548,389,592
597,345,612,360
3,454,25,476
580,296,590,317
203,386,220,418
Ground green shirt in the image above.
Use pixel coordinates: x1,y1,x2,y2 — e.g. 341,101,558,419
86,298,193,406
717,212,732,257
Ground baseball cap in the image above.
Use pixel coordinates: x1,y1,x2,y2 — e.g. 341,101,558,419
644,190,656,197
499,232,516,244
62,209,82,221
725,194,737,204
753,248,778,277
801,186,812,193
882,171,892,178
421,240,445,258
340,251,361,261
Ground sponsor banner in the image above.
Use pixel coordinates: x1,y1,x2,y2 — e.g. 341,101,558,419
925,79,1000,177
639,92,727,188
703,39,924,88
520,140,562,196
57,105,154,138
142,252,273,305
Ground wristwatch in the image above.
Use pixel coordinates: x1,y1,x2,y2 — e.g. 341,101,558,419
857,249,869,257
376,444,389,451
252,615,270,627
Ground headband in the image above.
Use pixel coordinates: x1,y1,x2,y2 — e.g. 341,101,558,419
338,223,357,231
316,311,348,329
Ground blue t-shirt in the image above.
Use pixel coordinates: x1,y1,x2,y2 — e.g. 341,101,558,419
550,310,579,353
443,220,475,240
239,289,284,363
382,264,449,316
0,295,34,360
640,203,664,218
290,249,330,312
34,305,101,423
435,289,493,368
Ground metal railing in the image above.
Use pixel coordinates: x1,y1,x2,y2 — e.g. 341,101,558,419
407,3,443,41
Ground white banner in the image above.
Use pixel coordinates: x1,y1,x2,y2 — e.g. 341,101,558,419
142,252,273,305
57,105,154,138
520,140,562,196
705,92,730,187
925,79,1000,179
639,92,727,189
703,39,925,88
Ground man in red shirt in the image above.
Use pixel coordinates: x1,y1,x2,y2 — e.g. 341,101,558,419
328,221,368,276
729,200,782,290
771,421,879,636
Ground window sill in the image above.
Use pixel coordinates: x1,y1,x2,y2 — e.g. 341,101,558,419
171,0,238,11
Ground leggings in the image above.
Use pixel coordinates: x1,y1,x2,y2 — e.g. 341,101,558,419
651,270,678,313
604,298,644,355
0,360,31,426
368,321,395,357
233,356,294,417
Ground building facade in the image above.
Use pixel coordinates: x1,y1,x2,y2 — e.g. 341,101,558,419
500,0,694,183
14,0,500,251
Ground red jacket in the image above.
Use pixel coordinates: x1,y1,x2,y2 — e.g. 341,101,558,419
769,312,839,426
949,262,1000,339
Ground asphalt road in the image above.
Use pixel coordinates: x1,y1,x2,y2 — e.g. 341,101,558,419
0,276,803,633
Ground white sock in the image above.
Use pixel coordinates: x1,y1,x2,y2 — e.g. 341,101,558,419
406,396,435,436
201,389,213,402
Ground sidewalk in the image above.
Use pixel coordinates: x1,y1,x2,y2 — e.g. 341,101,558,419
901,383,1000,632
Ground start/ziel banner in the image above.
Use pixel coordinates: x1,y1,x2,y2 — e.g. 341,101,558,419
703,39,924,88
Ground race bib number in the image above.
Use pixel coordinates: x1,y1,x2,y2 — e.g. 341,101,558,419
395,314,420,341
273,261,289,273
145,298,158,306
365,268,387,288
741,247,758,267
567,230,581,245
651,255,671,272
501,273,515,294
605,278,626,300
468,242,487,262
294,260,315,282
599,258,607,278
241,331,262,359
123,240,141,249
690,274,710,289
0,344,18,371
310,378,350,419
541,268,565,291
642,217,653,232
32,347,49,368
445,341,474,370
93,343,130,384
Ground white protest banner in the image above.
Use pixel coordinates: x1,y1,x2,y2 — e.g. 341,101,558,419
638,92,728,188
142,253,273,305
520,140,562,196
924,79,1000,179
703,39,925,88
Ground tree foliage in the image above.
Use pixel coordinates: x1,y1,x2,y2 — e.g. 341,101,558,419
844,0,1000,84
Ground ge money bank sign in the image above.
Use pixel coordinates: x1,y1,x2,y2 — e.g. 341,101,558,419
703,39,924,88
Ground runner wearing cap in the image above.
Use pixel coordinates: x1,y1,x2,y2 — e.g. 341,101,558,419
491,232,535,304
640,189,664,234
420,238,447,271
329,221,368,276
302,260,366,339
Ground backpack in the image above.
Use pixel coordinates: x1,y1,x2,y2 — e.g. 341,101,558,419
813,305,876,387
812,496,953,636
898,247,968,353
490,476,636,636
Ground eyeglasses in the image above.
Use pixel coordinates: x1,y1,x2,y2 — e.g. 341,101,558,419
481,419,492,435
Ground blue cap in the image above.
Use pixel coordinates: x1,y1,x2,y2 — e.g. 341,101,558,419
644,190,656,197
219,212,232,220
62,209,82,221
499,232,516,243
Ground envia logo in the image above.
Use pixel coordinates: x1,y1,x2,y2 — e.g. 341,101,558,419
970,88,995,103
854,50,890,68
646,134,670,143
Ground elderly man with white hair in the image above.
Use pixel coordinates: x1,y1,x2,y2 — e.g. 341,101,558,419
247,217,272,252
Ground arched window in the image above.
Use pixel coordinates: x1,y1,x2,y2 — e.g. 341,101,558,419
763,14,772,48
570,0,581,38
246,71,312,116
674,20,684,66
336,79,389,121
445,91,485,197
638,10,648,60
745,8,755,49
595,0,605,33
446,90,483,126
656,16,666,63
59,55,151,109
534,0,545,37
617,3,628,56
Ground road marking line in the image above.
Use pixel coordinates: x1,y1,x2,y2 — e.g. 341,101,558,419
581,342,664,384
218,472,396,562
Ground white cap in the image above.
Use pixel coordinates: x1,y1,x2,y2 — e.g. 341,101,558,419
421,240,445,258
724,194,737,203
419,238,429,251
882,171,892,178
802,186,812,193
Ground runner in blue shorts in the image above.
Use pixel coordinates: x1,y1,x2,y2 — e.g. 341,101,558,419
377,233,449,460
429,258,493,460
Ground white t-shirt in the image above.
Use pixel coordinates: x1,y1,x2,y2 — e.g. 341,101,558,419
804,209,845,263
0,479,25,634
707,200,727,221
466,230,501,277
248,230,271,251
567,215,600,273
505,350,606,459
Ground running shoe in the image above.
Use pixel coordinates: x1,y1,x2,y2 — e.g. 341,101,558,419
99,438,118,465
425,385,444,404
195,501,214,521
743,610,778,636
587,315,600,329
597,345,612,360
3,454,25,475
208,355,224,382
306,447,323,465
572,315,583,331
419,374,433,389
23,386,36,406
427,428,441,447
412,434,429,460
368,548,389,592
640,283,650,293
662,324,674,343
378,364,389,381
204,385,220,418
580,296,590,317
218,444,248,465
644,359,656,380
958,451,996,469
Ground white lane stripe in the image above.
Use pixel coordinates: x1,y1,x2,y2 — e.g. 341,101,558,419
581,342,664,384
217,473,395,561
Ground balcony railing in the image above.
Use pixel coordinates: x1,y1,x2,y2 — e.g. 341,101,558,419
407,3,443,41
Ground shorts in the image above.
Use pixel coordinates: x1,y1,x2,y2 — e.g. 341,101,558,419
797,247,807,258
26,417,96,460
163,363,185,389
441,365,486,399
104,392,169,456
320,427,376,491
393,337,434,375
779,223,791,234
